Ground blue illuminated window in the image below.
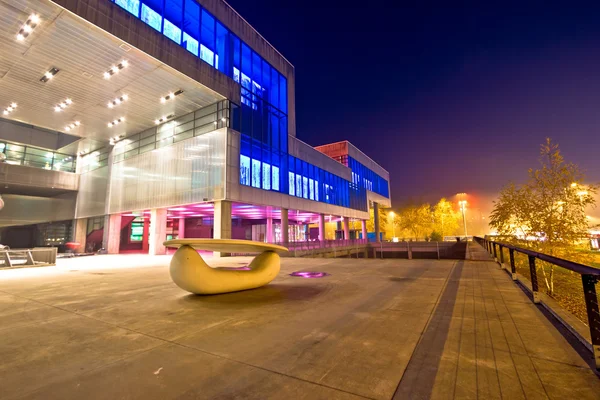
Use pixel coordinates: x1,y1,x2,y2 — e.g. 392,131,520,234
200,44,214,66
309,178,314,200
163,19,181,44
240,155,250,185
201,9,215,48
296,175,302,197
115,0,140,17
302,177,308,199
183,33,199,55
251,159,260,188
272,166,280,191
233,67,240,84
262,163,271,190
315,180,319,201
288,172,295,196
141,4,162,32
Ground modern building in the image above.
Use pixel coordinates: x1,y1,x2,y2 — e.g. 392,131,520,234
0,0,391,255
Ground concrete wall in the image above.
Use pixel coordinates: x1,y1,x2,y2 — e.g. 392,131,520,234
0,193,76,227
0,163,79,193
0,118,80,151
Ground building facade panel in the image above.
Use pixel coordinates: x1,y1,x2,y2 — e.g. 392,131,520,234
108,128,227,213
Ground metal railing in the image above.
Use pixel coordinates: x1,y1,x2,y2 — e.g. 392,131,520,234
475,236,600,370
275,239,368,251
0,248,58,268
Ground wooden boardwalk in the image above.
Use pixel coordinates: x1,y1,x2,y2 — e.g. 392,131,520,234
0,248,598,399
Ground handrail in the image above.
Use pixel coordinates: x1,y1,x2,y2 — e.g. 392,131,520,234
483,240,600,276
474,236,600,370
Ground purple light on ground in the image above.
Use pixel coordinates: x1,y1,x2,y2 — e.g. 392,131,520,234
289,271,330,278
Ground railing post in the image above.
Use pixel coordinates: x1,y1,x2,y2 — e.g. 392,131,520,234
499,245,505,268
493,243,498,261
509,249,517,281
581,274,600,370
528,255,540,304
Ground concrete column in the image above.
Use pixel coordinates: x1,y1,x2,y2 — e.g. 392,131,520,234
149,208,167,255
142,217,150,253
178,217,186,239
343,217,350,240
318,214,326,241
281,208,289,245
106,214,121,254
214,200,232,257
72,218,87,253
266,217,273,243
374,202,381,242
361,220,368,240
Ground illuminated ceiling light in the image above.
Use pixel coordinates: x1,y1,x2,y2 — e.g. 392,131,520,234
54,98,73,112
160,89,184,103
40,67,59,83
103,60,128,79
3,102,17,116
221,117,226,122
154,114,175,125
64,121,82,131
16,14,39,41
108,117,125,127
108,94,129,108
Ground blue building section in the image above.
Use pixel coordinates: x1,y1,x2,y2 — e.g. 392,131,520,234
109,0,380,213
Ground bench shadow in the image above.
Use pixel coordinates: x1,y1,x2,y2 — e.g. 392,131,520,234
178,283,326,309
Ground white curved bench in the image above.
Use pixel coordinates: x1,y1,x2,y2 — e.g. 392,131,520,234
163,239,288,295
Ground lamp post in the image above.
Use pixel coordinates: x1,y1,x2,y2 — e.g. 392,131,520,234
459,200,468,238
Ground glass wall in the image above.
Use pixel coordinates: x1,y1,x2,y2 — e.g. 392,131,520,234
0,142,76,172
348,156,389,198
112,100,230,163
110,0,287,115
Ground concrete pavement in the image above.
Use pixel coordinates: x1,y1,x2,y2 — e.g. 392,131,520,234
0,252,598,399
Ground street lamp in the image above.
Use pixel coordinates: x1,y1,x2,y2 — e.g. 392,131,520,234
458,199,468,238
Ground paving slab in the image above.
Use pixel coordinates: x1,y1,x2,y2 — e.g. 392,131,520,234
0,251,598,399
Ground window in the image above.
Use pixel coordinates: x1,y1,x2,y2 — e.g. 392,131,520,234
163,19,181,44
262,163,270,190
295,175,302,198
200,45,214,66
115,0,140,17
233,67,240,84
302,177,308,199
240,155,250,185
251,159,260,188
183,33,199,55
141,4,162,31
288,172,295,196
201,10,215,49
183,0,200,55
272,166,280,191
309,178,314,200
216,23,229,74
315,180,319,201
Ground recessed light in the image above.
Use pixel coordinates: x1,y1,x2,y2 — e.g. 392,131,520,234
154,114,175,125
40,67,59,83
54,98,73,112
108,117,125,127
160,89,184,103
103,60,128,79
16,14,40,41
65,121,82,131
3,102,17,115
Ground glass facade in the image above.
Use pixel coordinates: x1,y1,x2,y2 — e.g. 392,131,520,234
109,0,287,115
0,142,76,172
348,156,389,198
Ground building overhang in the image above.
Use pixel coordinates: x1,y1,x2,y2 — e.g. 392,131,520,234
0,0,224,152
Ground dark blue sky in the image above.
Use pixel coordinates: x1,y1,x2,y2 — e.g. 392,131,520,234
226,1,600,206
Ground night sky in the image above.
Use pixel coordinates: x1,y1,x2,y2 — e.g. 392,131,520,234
226,1,600,210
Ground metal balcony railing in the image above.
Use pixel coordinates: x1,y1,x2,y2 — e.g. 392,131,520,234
475,236,600,370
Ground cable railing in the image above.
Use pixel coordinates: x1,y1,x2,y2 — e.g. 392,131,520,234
474,236,600,370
